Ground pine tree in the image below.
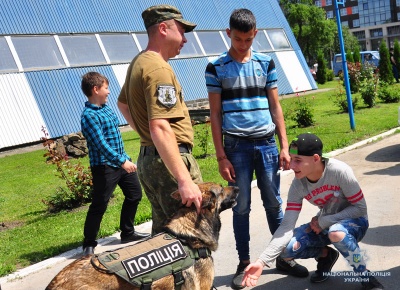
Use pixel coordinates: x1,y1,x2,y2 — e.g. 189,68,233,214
378,41,393,84
346,49,354,63
393,39,400,72
316,50,327,84
353,46,361,63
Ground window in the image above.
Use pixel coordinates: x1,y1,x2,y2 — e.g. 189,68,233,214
353,19,360,27
327,11,334,19
11,36,65,70
370,28,383,37
59,35,106,66
326,0,332,5
135,33,148,51
100,34,139,63
0,29,296,73
251,30,272,52
0,37,18,72
196,31,227,55
352,6,359,14
315,1,321,7
178,32,203,58
387,25,400,36
266,29,291,50
342,21,349,27
353,30,365,39
340,8,347,16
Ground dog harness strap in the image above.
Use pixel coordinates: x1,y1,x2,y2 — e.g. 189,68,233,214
173,267,185,289
140,280,152,290
197,247,211,259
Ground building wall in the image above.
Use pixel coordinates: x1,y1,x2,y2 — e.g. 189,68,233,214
0,0,316,149
315,0,400,50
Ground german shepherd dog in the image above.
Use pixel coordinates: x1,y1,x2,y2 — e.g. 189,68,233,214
46,182,239,290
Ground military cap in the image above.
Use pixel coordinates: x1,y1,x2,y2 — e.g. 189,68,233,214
142,4,197,33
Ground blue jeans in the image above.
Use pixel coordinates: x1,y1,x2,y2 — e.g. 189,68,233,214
224,135,283,261
280,217,369,272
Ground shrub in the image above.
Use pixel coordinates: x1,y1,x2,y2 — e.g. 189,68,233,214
347,62,362,93
378,82,400,103
326,69,335,81
291,90,315,127
41,127,93,212
330,80,358,113
194,120,211,158
359,75,379,108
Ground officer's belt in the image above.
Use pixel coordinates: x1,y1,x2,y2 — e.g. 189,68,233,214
91,233,210,290
140,144,192,156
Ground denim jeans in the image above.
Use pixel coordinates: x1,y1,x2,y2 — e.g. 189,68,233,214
83,165,142,248
280,217,369,272
224,135,283,261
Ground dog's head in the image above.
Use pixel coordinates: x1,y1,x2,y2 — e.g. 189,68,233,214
171,182,239,213
168,182,239,251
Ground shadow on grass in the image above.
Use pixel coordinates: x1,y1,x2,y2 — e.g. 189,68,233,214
19,241,82,263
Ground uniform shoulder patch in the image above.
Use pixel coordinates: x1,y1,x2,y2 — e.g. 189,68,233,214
157,84,177,108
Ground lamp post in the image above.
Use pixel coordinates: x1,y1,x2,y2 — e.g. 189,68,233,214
334,0,356,130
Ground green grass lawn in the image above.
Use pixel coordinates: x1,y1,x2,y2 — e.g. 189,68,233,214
0,80,399,277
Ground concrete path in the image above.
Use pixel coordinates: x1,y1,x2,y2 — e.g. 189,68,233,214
1,129,399,290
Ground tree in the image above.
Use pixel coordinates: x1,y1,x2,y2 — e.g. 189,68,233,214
353,46,361,63
346,49,354,63
283,1,335,64
393,39,400,72
332,26,360,55
316,50,327,84
280,1,358,67
378,41,393,84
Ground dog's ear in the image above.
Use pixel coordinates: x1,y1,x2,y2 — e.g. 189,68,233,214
200,183,222,209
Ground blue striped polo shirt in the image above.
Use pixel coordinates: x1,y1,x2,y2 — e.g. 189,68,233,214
205,51,277,139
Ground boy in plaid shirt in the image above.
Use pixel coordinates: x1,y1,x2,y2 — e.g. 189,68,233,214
80,72,149,255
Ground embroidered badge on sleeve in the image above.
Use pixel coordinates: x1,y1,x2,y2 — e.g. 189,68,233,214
157,85,177,108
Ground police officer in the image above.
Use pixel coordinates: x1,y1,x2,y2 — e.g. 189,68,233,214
118,5,203,235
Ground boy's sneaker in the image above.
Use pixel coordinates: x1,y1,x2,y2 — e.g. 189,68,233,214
231,261,249,289
276,256,309,277
361,271,384,290
310,246,339,283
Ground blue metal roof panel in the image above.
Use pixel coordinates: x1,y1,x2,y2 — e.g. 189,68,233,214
24,66,123,139
169,57,210,102
0,0,292,34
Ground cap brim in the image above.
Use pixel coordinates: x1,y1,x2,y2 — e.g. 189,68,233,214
175,19,197,32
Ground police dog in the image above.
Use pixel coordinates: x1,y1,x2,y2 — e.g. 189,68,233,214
46,182,239,290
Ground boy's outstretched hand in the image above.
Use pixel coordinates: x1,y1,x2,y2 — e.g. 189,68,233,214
241,259,264,287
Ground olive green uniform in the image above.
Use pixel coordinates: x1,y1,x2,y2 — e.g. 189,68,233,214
118,51,202,234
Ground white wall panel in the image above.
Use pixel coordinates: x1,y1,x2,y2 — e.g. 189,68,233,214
274,51,312,93
111,64,130,88
0,74,46,148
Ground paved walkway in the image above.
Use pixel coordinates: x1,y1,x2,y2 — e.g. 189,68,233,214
1,128,399,290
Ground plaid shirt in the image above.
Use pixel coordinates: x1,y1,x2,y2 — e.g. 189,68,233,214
81,102,130,167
